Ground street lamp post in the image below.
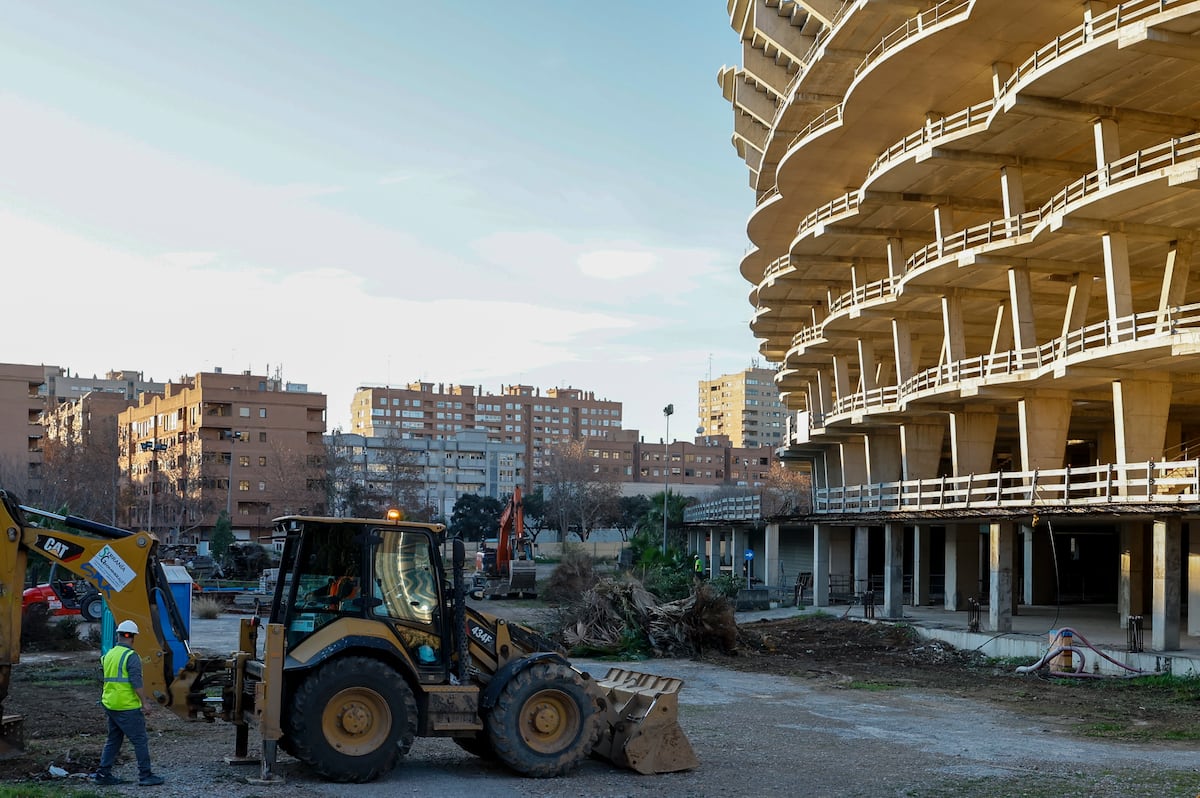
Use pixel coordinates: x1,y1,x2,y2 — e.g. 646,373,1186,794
662,403,674,555
225,430,244,516
140,440,167,536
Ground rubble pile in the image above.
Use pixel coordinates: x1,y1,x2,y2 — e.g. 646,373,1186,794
561,578,737,657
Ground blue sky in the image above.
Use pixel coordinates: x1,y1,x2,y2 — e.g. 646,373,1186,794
0,1,759,438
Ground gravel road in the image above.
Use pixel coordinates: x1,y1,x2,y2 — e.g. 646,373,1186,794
74,652,1200,798
24,614,1200,797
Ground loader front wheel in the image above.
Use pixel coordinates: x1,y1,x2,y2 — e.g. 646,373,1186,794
486,661,598,778
285,656,417,783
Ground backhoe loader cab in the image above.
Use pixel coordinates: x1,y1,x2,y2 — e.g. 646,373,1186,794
272,517,449,681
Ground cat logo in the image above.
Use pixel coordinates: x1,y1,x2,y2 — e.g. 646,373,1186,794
35,534,85,563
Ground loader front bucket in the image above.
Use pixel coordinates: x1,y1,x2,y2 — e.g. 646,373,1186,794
588,667,698,774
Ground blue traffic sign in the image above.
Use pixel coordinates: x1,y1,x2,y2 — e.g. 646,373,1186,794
744,549,754,561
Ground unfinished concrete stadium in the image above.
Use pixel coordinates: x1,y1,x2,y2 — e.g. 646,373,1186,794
694,0,1200,657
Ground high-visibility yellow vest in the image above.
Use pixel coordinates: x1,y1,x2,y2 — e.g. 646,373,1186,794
101,646,141,711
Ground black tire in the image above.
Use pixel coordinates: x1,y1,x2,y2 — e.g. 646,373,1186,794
80,593,103,623
452,732,496,759
284,656,417,783
485,661,598,778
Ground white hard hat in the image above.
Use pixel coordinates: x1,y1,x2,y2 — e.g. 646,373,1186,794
116,620,140,635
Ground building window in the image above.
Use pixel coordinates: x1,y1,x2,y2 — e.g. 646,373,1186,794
239,455,250,467
259,432,267,443
239,480,250,492
239,407,250,417
259,456,267,466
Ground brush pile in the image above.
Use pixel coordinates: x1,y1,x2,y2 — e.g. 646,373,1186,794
560,578,737,657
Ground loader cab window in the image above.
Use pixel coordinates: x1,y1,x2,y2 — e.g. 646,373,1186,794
372,530,440,625
275,521,365,647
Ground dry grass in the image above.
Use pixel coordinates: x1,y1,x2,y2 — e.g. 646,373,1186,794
192,596,223,619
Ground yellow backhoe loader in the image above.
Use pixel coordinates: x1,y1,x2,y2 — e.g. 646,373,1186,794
0,490,696,782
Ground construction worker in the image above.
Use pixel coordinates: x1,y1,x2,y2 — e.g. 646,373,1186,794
693,554,705,578
94,620,165,787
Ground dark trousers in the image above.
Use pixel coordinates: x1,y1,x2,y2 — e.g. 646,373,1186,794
98,707,152,778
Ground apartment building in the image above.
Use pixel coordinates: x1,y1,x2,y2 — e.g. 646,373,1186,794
585,429,774,499
0,363,47,502
350,382,621,490
40,367,164,405
716,0,1200,647
698,366,786,448
118,370,327,544
328,430,523,519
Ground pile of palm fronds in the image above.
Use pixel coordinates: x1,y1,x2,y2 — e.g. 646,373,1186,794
559,577,737,658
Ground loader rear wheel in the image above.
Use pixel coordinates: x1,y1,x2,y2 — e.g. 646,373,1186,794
285,656,417,783
486,661,598,778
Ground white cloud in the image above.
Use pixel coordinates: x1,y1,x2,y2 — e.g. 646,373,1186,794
577,249,657,279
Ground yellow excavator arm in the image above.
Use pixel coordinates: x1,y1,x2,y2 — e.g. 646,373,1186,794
0,490,190,717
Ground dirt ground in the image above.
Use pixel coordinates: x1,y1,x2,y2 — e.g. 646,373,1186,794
3,610,1200,794
720,614,1200,743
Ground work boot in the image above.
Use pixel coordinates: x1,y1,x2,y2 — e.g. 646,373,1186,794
95,773,128,785
138,774,165,786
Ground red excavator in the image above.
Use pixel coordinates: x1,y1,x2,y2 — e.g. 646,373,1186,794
471,487,537,599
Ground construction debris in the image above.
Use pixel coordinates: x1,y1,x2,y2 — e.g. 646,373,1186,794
560,578,737,657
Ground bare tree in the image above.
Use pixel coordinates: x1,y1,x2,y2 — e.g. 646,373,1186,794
39,416,121,521
266,442,325,516
158,448,218,544
374,432,423,518
762,462,813,517
541,440,620,542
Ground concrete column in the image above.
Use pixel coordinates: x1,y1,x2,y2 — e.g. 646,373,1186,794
840,438,868,485
886,237,905,281
865,430,902,484
764,522,780,589
857,338,878,393
990,302,1012,355
1118,522,1145,628
1152,518,1181,651
934,205,955,239
989,522,1016,632
884,523,904,618
1188,523,1200,637
913,525,931,606
832,353,853,408
1008,267,1037,352
1157,240,1193,331
892,317,915,385
813,524,831,606
1113,378,1171,466
991,61,1013,98
950,410,998,476
1102,232,1133,321
1000,166,1025,216
944,524,981,610
816,368,834,419
1094,117,1120,170
1023,524,1055,604
1017,393,1071,472
853,526,870,596
1061,273,1094,339
831,527,854,582
901,420,945,480
941,294,966,362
